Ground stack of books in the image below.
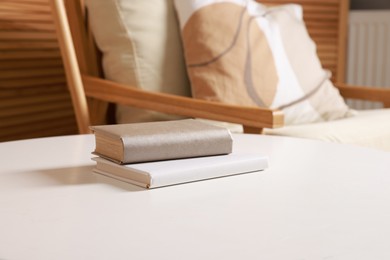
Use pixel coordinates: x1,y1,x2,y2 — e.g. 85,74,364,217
91,119,268,189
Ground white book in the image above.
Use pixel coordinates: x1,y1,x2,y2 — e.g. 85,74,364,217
92,153,269,189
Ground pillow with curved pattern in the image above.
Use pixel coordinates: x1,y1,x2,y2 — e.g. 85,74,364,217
174,0,354,125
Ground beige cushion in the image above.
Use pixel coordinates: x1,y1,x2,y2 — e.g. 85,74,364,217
174,0,353,125
86,0,191,123
264,109,390,152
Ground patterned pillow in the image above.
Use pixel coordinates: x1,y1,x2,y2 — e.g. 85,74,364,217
174,0,354,125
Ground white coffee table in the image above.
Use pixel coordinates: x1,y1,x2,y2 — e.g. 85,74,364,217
1,134,390,259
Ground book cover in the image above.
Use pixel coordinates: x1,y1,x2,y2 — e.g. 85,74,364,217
92,153,269,188
91,119,233,164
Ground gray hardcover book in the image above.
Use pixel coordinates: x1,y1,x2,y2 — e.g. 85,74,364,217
90,119,233,164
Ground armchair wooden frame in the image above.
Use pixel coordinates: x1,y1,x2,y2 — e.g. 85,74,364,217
50,0,390,135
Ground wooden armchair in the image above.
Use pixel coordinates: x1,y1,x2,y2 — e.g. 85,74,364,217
50,0,283,134
50,0,390,138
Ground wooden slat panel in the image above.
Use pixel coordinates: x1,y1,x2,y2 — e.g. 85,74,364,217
0,67,64,79
0,31,57,40
0,21,55,31
0,104,74,125
0,0,78,141
304,13,339,21
0,41,58,50
0,3,51,13
0,76,66,88
306,22,339,30
3,0,49,4
0,13,53,22
0,98,73,117
0,91,70,108
0,50,61,59
302,5,338,12
0,58,63,69
0,84,67,98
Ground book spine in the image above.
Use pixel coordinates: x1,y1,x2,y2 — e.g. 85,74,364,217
121,130,233,164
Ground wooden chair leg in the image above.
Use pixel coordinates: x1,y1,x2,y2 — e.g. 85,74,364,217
243,126,263,134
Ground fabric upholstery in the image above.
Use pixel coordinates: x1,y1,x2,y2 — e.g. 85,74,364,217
264,109,390,152
197,109,390,152
86,0,191,123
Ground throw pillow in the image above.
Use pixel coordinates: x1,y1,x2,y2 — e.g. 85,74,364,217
86,0,191,123
174,0,354,125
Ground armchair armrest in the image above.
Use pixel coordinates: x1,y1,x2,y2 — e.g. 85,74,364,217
336,83,390,107
82,75,284,132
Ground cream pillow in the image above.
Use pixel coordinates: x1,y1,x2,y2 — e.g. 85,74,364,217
174,0,354,125
86,0,191,123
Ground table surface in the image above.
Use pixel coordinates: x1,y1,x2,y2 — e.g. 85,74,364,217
1,134,390,260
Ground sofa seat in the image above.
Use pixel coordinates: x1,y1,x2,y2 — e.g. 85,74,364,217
263,109,390,152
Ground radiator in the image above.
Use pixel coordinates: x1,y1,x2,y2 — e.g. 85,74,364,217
346,10,390,109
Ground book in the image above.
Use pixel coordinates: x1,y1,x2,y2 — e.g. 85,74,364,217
90,119,233,164
92,153,268,189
